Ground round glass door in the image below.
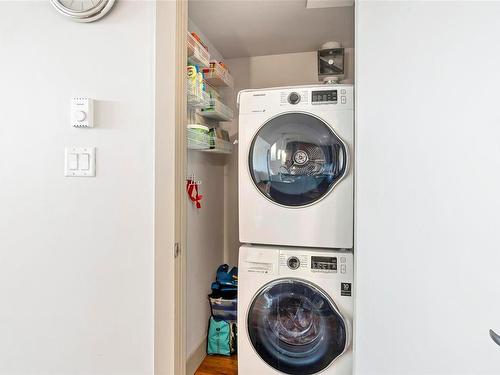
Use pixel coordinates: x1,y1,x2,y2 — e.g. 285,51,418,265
249,112,348,207
247,279,348,375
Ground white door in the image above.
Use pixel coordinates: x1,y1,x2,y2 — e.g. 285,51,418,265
356,1,500,374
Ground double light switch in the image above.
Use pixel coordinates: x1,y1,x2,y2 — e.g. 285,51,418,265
65,147,96,177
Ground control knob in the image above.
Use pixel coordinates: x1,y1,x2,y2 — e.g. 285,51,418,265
75,110,87,122
287,256,300,270
288,92,301,105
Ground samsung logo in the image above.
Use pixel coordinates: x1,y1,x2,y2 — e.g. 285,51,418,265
253,93,266,97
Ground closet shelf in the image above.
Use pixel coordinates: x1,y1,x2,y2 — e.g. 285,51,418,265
203,64,234,88
187,79,211,108
187,32,210,68
187,127,210,150
198,98,234,121
187,128,233,154
200,140,232,154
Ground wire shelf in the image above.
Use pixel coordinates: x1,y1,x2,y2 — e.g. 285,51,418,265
201,137,233,154
187,79,211,109
187,127,232,154
198,98,234,121
187,32,210,68
187,127,210,150
203,63,234,88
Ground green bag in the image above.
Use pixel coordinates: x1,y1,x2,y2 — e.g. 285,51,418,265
207,317,236,356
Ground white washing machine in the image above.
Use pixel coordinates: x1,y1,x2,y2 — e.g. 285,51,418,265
238,85,353,249
238,245,353,375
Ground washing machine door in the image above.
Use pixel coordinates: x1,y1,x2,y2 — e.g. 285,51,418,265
247,279,348,375
249,112,348,207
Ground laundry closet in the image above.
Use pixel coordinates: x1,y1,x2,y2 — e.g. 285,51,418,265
182,2,355,374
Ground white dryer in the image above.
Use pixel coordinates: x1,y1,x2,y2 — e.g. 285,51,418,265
238,245,353,375
238,85,353,249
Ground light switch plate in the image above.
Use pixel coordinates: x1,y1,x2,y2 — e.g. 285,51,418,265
71,97,94,128
64,146,96,177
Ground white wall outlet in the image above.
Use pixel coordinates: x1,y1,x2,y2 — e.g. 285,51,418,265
71,97,94,128
64,146,96,177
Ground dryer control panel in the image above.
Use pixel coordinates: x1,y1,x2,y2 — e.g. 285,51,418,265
312,89,338,104
238,85,353,114
279,90,309,106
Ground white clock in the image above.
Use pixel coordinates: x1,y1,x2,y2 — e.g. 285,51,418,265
50,0,116,23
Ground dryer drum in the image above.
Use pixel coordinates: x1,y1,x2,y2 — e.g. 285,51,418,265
247,279,347,375
249,112,347,207
280,141,326,176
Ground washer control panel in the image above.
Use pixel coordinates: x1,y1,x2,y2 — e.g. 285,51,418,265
311,256,337,272
279,254,308,271
278,250,352,277
287,256,301,270
312,255,349,274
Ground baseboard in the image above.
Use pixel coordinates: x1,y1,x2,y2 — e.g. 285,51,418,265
187,338,207,375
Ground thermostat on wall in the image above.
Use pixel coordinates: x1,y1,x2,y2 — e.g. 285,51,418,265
71,97,94,128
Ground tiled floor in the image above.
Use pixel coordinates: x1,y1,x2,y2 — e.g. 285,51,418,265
195,354,237,375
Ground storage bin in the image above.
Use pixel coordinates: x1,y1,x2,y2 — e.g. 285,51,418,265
187,124,210,150
209,295,237,322
187,79,210,108
199,98,234,121
187,32,210,68
203,62,234,88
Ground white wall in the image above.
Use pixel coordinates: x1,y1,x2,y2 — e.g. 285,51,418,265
185,151,226,361
226,49,354,93
0,2,162,374
355,2,500,374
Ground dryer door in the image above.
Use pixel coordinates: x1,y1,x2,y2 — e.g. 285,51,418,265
247,278,348,375
249,112,348,207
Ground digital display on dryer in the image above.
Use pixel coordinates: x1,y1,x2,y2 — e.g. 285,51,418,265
311,256,337,271
312,90,338,103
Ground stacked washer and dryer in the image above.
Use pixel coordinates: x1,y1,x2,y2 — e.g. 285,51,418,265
237,85,354,375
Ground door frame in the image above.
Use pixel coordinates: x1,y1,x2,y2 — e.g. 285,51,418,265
154,1,188,375
174,1,188,375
